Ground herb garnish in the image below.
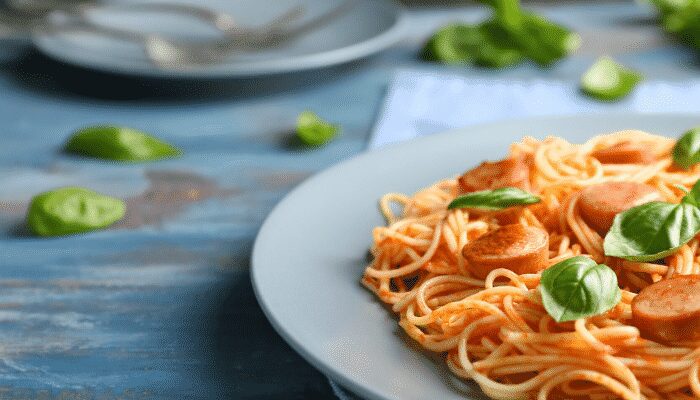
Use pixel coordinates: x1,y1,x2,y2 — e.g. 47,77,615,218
649,0,700,52
672,127,700,169
27,187,126,237
580,57,643,101
540,256,621,322
448,187,540,210
603,180,700,261
422,0,579,68
66,125,182,162
296,111,340,146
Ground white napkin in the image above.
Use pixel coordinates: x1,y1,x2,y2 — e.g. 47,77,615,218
369,69,700,149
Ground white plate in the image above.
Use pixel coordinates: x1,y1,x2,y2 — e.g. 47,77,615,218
251,113,700,400
32,0,405,79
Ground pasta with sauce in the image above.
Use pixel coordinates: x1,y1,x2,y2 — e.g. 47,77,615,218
361,130,700,400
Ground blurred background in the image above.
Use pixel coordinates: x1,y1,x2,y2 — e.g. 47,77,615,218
0,0,696,399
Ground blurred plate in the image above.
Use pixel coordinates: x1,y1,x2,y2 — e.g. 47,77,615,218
251,113,700,400
31,0,405,78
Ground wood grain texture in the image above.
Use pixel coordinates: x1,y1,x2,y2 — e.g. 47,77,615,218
0,2,692,399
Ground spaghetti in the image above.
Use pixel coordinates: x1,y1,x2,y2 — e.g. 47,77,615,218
362,130,700,400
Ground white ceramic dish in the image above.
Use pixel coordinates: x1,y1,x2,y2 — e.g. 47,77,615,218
251,114,700,400
32,0,405,78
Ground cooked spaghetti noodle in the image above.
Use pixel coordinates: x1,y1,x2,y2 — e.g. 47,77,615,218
362,130,700,400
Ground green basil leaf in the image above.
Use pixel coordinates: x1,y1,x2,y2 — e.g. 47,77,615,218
580,57,643,101
479,0,524,27
649,0,691,16
448,187,540,210
672,127,700,169
65,125,182,162
650,0,700,51
296,111,340,146
422,3,577,68
505,13,581,66
682,179,700,208
540,256,621,322
603,201,700,261
27,187,126,237
421,21,525,68
421,24,483,64
474,21,525,68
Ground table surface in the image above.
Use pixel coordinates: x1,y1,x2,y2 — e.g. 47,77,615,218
0,2,695,399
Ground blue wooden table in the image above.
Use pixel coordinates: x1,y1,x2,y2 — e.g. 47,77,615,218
0,2,694,399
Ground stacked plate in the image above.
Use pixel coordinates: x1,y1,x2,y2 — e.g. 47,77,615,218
28,0,405,78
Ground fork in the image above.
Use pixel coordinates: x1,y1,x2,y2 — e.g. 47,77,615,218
40,2,303,39
36,3,306,65
144,0,355,70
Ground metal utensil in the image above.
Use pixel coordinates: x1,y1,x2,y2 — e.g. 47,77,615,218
40,2,299,37
75,3,240,33
34,3,305,67
144,0,354,70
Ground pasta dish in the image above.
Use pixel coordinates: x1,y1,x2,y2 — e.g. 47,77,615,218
362,130,700,399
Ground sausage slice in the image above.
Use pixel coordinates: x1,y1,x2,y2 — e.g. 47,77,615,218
632,275,700,343
591,141,657,164
579,182,660,234
462,224,549,279
458,155,530,193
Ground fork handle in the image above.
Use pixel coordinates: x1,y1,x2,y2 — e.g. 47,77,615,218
76,3,238,33
36,12,146,44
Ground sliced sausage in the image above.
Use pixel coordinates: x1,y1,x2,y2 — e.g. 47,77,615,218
591,141,657,164
462,224,549,279
632,275,700,343
458,155,530,193
579,182,660,234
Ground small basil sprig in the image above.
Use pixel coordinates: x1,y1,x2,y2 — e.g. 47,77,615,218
672,127,700,169
66,125,182,162
473,21,524,68
448,187,540,210
540,256,621,322
649,0,700,52
484,0,580,67
499,12,581,67
296,111,339,146
421,0,578,68
422,23,524,68
604,180,700,261
580,57,642,101
27,187,126,237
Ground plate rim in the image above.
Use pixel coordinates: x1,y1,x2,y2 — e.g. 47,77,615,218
251,112,700,400
31,0,407,79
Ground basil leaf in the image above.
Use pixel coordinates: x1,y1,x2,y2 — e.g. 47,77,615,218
680,180,700,209
481,0,523,27
421,24,483,64
448,187,540,210
650,0,700,52
422,21,524,68
503,13,581,66
603,201,700,261
580,57,643,101
296,111,339,146
27,187,126,237
540,256,621,322
672,127,700,169
422,2,577,68
649,0,690,16
474,21,525,68
66,125,182,162
480,0,578,64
